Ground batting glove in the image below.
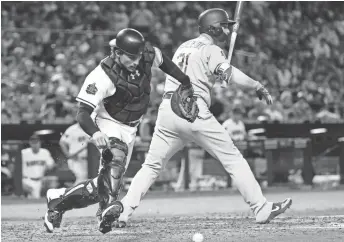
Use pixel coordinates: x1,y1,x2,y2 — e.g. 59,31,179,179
256,84,273,105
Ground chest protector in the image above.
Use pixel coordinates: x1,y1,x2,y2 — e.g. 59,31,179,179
100,43,155,124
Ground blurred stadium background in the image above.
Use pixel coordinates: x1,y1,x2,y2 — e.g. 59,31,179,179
1,1,344,241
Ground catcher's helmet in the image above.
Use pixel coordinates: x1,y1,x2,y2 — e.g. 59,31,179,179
109,28,145,56
198,8,236,37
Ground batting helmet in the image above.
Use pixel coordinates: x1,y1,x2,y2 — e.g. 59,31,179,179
198,8,236,38
109,28,145,56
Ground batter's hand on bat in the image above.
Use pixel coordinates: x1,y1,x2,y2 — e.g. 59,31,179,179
91,131,110,149
256,85,273,105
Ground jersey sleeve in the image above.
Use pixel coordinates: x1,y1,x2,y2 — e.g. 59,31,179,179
21,149,27,167
76,68,115,109
60,126,73,144
205,45,229,74
44,149,55,169
152,47,163,67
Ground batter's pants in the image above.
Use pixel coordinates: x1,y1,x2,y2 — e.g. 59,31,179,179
122,97,267,214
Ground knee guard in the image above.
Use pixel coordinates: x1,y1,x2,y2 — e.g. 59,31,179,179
98,137,128,206
48,179,99,212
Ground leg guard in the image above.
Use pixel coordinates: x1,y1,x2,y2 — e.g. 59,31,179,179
98,137,128,209
48,178,99,212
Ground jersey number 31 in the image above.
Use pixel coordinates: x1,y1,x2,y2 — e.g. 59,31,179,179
177,53,191,73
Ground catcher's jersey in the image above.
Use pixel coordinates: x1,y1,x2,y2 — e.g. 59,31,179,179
76,47,163,126
222,118,246,141
164,33,230,107
60,123,89,159
21,148,54,179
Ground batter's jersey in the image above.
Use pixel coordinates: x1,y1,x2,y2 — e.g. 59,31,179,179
76,47,163,126
164,33,230,107
222,118,246,141
60,123,89,159
21,148,55,179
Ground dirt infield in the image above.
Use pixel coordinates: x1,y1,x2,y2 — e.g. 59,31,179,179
2,190,344,242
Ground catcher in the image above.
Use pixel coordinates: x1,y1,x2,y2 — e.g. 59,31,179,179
43,28,198,234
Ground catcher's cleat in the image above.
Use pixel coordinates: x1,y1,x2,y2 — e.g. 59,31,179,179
98,201,124,234
112,220,127,228
256,198,292,224
44,210,64,233
44,188,66,232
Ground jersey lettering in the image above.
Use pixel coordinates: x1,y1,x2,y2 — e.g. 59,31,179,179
180,40,205,49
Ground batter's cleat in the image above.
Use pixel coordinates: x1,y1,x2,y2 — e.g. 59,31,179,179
256,198,292,224
115,202,136,228
98,201,124,234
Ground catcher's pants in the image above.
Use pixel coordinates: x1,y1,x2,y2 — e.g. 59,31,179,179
86,115,137,193
121,97,267,216
93,115,137,172
22,177,42,199
67,158,88,185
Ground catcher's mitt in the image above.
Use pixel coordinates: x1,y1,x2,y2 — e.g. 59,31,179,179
170,84,199,123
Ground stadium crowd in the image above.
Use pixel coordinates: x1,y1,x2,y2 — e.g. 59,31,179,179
2,2,344,125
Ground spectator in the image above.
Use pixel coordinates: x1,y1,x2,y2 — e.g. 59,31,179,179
1,2,343,124
40,86,75,123
112,4,129,33
277,60,292,88
265,101,285,122
313,37,331,59
129,2,154,34
316,103,342,123
248,101,271,121
222,107,247,141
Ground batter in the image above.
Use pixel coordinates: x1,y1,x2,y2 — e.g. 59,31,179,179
117,8,292,227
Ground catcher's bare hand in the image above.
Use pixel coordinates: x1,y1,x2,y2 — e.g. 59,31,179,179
171,83,199,123
256,85,273,105
91,131,110,149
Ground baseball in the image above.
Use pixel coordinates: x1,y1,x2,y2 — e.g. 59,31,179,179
192,232,204,242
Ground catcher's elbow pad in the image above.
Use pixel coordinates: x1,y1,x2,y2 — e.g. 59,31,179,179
215,62,232,85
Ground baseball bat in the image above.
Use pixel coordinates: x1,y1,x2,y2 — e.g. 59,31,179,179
221,1,245,87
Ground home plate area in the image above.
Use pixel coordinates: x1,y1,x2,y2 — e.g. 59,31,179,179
2,190,344,242
2,214,344,242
